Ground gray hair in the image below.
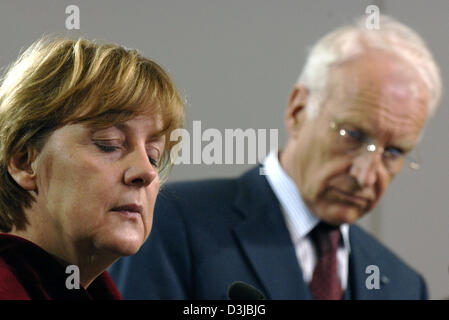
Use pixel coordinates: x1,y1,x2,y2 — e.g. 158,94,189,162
298,15,442,119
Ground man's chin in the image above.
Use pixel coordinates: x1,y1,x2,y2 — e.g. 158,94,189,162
318,202,367,225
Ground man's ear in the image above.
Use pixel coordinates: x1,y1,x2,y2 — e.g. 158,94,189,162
285,84,309,136
7,147,38,191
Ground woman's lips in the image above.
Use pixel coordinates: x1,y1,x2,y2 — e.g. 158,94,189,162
110,204,143,219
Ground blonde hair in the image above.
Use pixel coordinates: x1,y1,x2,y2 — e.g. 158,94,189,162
0,36,184,232
298,15,442,119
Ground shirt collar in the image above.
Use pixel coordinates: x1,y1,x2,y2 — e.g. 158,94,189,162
263,150,351,252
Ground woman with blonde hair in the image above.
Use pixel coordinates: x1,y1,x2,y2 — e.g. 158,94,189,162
0,37,184,299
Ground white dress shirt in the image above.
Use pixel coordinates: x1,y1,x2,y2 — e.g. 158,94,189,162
263,150,351,290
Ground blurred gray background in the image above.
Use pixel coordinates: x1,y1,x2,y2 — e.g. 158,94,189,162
0,0,447,299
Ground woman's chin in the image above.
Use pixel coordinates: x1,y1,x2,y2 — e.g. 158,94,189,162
114,241,142,256
97,233,144,257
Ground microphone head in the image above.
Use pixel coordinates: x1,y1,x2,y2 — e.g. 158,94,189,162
227,281,265,300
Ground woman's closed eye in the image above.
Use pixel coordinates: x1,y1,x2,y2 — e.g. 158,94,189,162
147,148,161,168
148,157,158,168
94,140,160,168
94,140,122,153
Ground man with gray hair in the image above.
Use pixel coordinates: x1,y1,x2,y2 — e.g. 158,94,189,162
109,15,442,299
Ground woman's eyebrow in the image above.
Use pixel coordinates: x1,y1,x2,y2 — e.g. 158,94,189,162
114,122,168,141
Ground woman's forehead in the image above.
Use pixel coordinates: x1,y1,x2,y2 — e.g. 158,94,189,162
116,112,166,136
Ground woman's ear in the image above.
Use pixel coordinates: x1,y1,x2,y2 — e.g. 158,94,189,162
7,147,38,191
285,84,309,136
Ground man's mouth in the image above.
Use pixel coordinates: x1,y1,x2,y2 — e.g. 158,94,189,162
330,188,371,209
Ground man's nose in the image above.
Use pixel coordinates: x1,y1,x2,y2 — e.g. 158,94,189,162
123,146,158,188
349,150,382,188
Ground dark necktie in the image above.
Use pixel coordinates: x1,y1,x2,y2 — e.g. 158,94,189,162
309,222,342,300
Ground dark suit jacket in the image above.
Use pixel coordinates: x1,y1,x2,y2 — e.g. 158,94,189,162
109,167,428,299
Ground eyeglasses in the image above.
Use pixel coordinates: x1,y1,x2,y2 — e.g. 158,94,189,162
329,120,421,175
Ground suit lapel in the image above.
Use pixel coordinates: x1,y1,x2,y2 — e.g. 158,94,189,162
231,167,312,300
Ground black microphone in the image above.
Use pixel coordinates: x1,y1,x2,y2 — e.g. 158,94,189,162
227,281,265,300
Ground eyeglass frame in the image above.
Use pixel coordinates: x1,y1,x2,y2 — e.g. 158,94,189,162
328,120,422,175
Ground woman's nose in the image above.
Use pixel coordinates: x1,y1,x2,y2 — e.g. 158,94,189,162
123,147,158,188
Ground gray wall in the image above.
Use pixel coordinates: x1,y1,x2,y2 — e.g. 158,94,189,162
0,0,447,299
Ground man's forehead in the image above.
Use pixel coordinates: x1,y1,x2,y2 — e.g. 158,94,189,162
331,50,420,86
326,52,428,119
